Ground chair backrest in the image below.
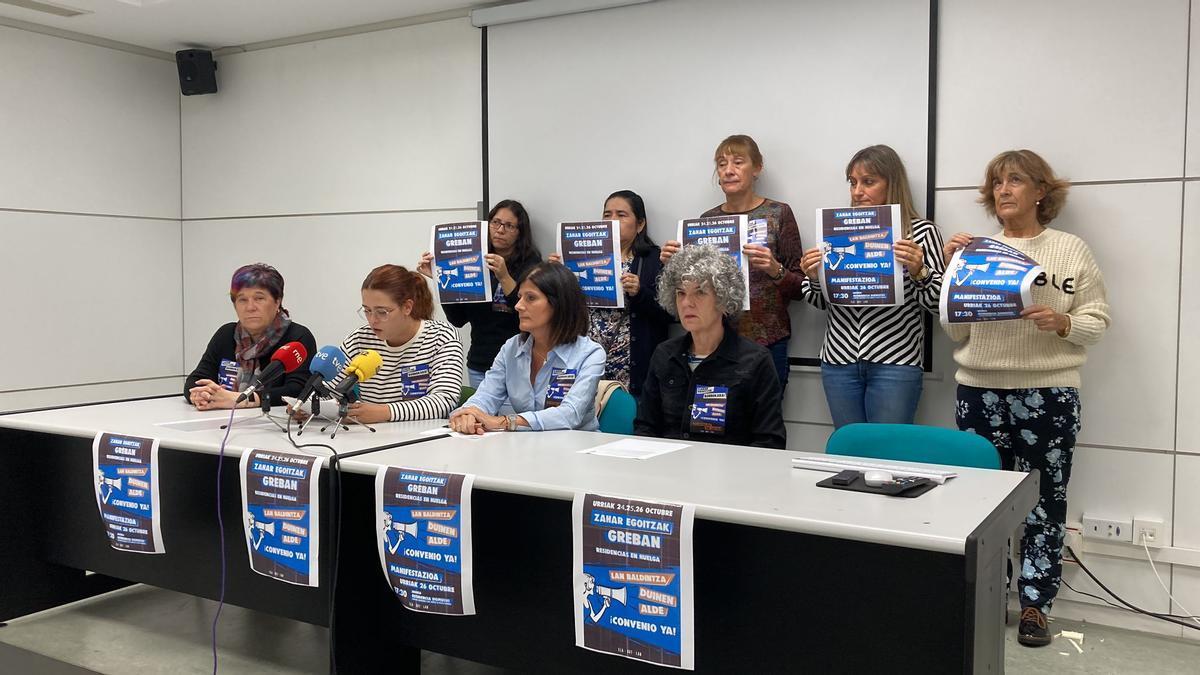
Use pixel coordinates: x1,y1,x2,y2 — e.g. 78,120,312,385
457,385,477,407
598,388,637,435
825,423,1001,470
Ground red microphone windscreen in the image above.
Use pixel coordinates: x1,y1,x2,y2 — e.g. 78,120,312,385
270,341,309,373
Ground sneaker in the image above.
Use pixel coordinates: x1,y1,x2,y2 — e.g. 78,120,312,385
1017,607,1051,647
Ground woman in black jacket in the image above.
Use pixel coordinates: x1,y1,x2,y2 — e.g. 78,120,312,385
185,263,316,409
634,245,785,448
551,190,672,397
419,199,541,388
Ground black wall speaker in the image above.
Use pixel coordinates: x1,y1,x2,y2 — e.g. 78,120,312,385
175,49,218,96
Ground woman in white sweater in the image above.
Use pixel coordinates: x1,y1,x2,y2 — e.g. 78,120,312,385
943,150,1110,648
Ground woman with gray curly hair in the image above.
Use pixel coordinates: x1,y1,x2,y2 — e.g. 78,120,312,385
633,245,785,448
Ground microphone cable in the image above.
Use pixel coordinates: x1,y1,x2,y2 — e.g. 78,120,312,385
211,406,238,675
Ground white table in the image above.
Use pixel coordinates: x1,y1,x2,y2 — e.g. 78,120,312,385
0,398,1037,674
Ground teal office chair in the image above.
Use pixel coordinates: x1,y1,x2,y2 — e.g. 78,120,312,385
597,388,637,435
457,386,477,407
825,423,1001,469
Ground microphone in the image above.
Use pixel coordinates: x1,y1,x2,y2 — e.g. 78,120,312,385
295,346,348,403
236,341,308,404
332,350,383,401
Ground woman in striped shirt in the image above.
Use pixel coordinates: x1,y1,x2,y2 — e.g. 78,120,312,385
799,145,946,427
334,264,465,424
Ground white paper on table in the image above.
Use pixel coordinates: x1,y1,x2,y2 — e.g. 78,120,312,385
577,438,689,460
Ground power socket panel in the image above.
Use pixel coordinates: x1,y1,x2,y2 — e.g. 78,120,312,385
1082,514,1132,543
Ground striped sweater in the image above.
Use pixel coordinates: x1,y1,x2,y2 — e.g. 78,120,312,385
802,219,947,366
336,320,465,421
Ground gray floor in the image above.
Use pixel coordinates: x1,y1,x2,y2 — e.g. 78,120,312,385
2,586,1198,674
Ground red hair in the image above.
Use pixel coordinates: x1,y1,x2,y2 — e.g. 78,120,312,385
361,265,433,320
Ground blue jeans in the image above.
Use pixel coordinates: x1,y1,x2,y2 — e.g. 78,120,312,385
766,339,789,393
820,361,923,428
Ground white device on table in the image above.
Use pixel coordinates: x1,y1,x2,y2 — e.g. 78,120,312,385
863,470,894,487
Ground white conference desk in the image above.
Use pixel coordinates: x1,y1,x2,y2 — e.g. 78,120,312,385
0,396,1037,674
342,430,1029,556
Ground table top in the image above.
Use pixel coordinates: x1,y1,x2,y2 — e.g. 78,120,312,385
0,397,446,458
1,398,1032,554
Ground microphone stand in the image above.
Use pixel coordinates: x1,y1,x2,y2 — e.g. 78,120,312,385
322,390,377,439
220,384,290,433
297,383,349,436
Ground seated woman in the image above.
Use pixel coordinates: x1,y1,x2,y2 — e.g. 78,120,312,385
634,245,785,448
329,264,465,424
449,262,604,433
186,263,317,409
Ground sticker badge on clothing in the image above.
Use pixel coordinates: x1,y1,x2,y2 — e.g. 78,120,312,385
747,218,769,246
689,385,728,435
491,286,514,313
399,364,432,400
218,359,240,391
545,367,578,408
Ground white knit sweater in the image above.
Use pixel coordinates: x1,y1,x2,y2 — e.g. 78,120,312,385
944,228,1110,389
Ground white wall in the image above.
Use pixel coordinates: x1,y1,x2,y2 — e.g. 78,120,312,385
936,0,1199,639
0,26,183,412
179,17,481,360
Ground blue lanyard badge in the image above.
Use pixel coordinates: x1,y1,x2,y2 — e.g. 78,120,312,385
545,367,577,408
218,359,240,392
690,385,729,434
399,364,431,400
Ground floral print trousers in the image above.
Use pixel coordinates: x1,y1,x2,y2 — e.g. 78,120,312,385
955,384,1081,612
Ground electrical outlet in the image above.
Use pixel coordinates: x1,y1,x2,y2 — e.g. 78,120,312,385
1133,518,1166,548
1082,514,1132,543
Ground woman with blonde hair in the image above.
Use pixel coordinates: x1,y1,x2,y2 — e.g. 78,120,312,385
660,134,805,391
799,144,947,427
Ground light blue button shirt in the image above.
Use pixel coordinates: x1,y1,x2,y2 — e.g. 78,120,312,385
458,334,605,431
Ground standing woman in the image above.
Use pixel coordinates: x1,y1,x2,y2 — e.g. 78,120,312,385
331,265,465,424
660,134,805,390
186,263,316,409
549,190,672,396
798,145,946,427
944,150,1110,648
418,199,541,388
450,263,605,433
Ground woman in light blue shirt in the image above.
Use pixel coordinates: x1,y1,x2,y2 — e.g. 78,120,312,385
449,262,605,433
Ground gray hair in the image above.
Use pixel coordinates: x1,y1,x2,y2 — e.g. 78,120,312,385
656,244,746,318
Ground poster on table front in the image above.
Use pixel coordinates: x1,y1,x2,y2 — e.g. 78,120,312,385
677,215,750,311
431,221,493,304
239,449,323,587
814,204,903,307
939,236,1043,324
573,493,695,670
92,432,164,554
557,221,624,309
375,467,475,615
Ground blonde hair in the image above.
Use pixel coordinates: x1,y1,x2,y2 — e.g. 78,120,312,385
713,134,763,168
846,145,920,237
978,150,1069,226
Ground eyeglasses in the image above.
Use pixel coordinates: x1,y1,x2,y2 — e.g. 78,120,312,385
489,218,519,232
357,306,398,322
